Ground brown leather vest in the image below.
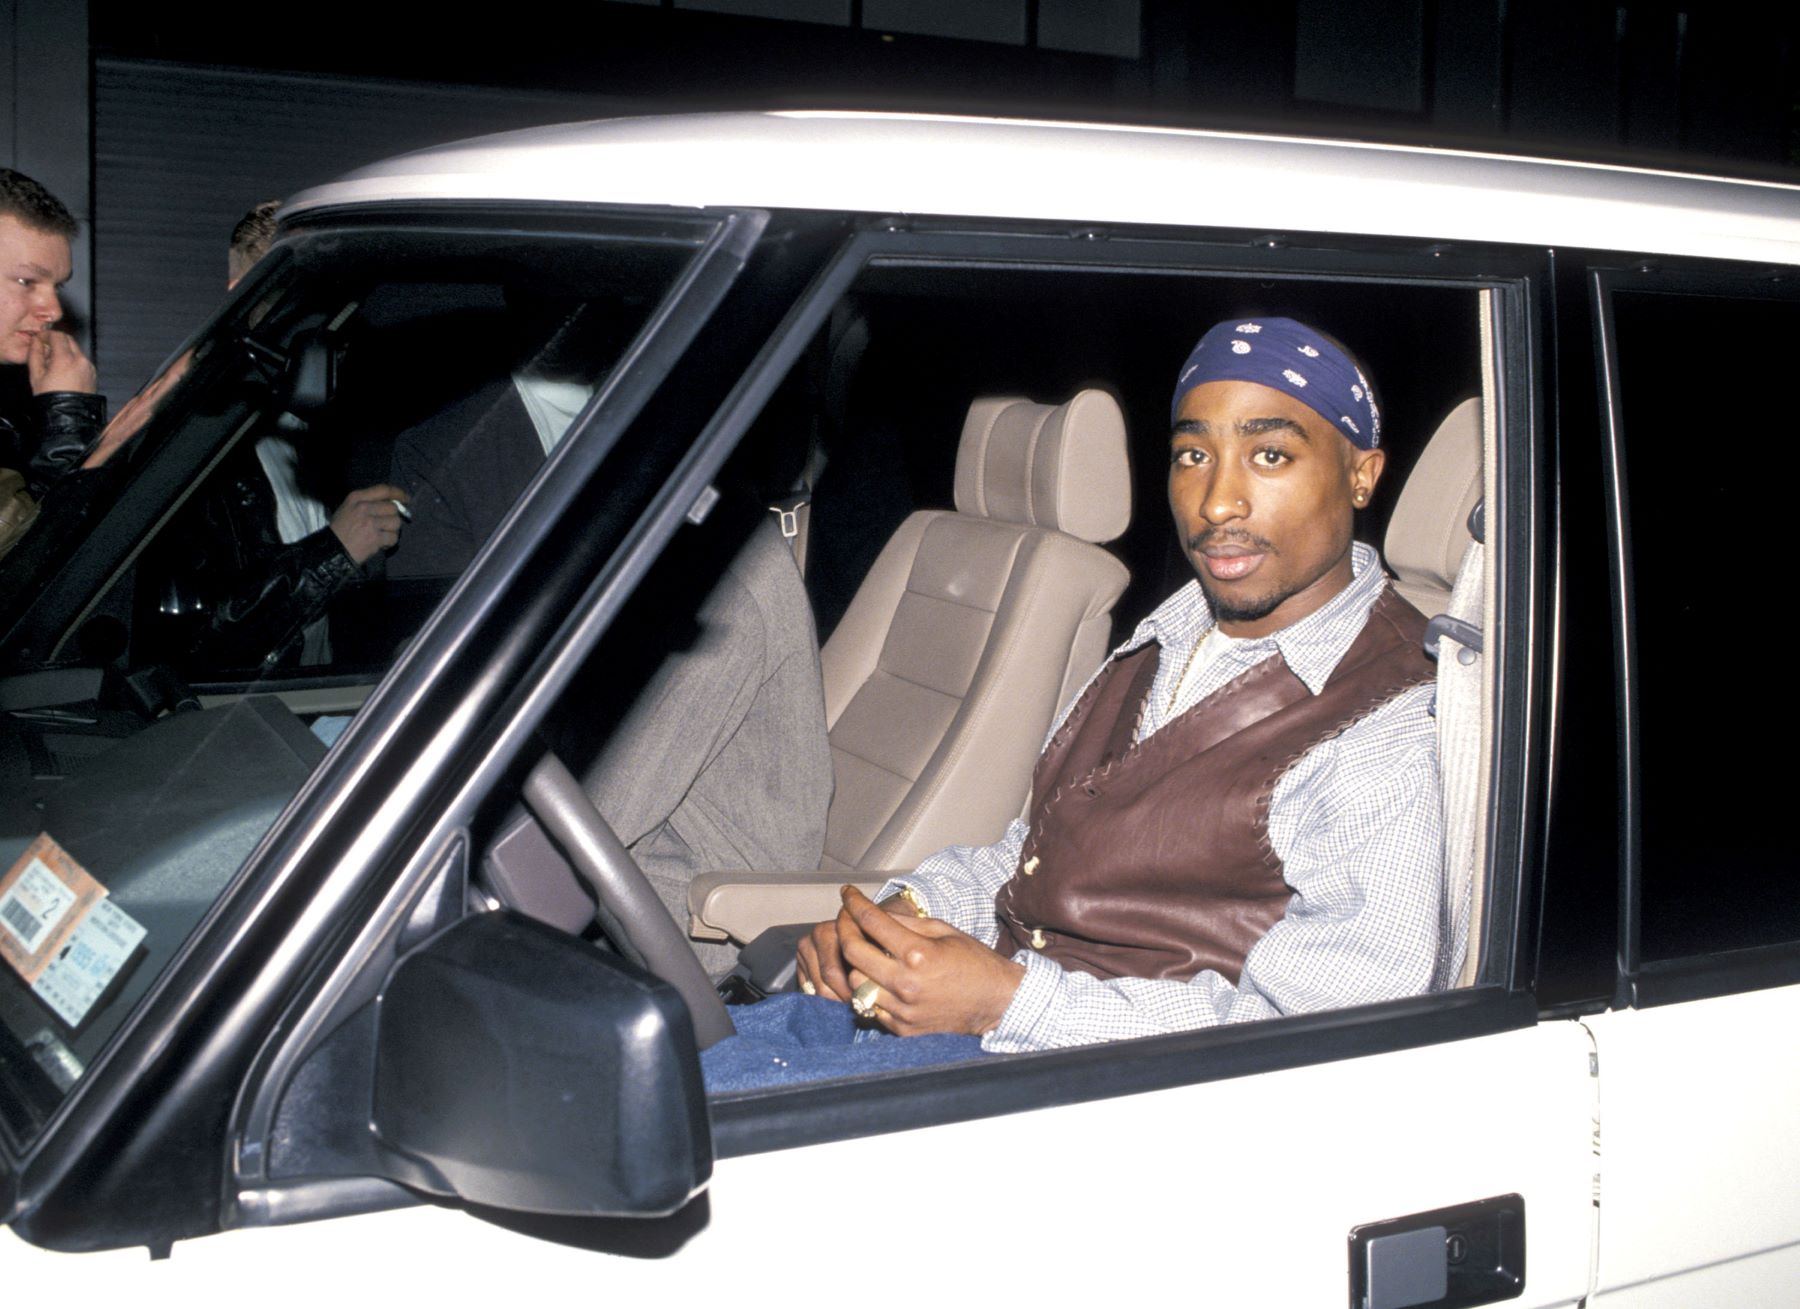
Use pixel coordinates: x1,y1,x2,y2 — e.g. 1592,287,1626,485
993,588,1435,985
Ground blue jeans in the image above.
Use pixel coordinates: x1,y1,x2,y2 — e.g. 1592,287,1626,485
702,994,987,1093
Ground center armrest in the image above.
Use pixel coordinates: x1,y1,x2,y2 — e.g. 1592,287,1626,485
687,869,897,945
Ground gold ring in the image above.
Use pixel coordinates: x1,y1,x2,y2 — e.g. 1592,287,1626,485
850,979,882,1017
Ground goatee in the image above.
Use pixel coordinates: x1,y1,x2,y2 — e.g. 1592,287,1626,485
1197,576,1286,625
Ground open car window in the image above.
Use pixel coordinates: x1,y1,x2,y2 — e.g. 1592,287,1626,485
0,213,722,1148
456,238,1503,1085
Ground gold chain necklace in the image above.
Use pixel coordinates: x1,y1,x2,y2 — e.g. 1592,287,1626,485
1167,624,1217,714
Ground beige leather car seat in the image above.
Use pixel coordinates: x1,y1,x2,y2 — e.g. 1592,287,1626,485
688,388,1131,942
1384,395,1482,615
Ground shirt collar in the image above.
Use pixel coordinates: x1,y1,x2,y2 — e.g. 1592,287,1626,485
1122,540,1390,696
512,372,594,457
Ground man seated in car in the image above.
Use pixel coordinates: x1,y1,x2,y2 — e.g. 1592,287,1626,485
706,317,1450,1087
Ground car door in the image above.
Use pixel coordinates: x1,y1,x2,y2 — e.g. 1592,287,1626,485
676,238,1602,1306
205,225,1601,1306
1580,268,1800,1305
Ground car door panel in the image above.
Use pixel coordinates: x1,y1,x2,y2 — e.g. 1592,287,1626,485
1588,1244,1800,1309
4,1019,1597,1303
1585,983,1800,1306
705,1022,1596,1304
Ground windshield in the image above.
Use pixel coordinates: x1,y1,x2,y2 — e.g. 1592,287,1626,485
0,213,718,1149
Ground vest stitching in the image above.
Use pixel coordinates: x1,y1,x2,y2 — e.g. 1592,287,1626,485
1042,642,1134,754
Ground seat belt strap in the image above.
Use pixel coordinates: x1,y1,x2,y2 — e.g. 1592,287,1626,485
1428,533,1486,991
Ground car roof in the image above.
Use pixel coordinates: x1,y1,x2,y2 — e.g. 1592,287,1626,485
285,110,1800,266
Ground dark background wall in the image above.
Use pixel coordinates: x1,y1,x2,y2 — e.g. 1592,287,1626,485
5,0,1797,400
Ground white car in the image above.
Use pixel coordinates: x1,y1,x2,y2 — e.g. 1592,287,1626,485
3,112,1797,1307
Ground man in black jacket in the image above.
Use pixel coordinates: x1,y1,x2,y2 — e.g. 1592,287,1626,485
0,168,103,503
151,202,410,670
111,201,411,669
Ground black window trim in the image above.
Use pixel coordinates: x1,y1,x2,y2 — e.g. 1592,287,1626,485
1486,272,1551,1000
713,988,1540,1158
1589,265,1640,1008
1532,250,1624,1014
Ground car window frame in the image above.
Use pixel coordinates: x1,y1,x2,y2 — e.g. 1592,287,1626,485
710,230,1553,1156
213,206,863,1233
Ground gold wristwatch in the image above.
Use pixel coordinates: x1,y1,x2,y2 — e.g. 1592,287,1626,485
882,885,930,918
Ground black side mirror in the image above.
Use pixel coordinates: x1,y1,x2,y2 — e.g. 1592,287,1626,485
371,909,712,1218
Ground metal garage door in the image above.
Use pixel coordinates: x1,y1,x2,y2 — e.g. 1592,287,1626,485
92,58,618,403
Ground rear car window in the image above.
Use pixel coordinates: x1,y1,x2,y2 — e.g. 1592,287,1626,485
1611,285,1800,963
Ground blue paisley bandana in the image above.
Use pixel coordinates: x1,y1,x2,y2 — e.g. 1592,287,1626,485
1172,317,1380,449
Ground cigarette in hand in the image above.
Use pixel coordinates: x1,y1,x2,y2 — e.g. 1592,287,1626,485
391,499,413,522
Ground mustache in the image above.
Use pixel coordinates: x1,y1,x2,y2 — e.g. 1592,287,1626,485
1186,527,1276,555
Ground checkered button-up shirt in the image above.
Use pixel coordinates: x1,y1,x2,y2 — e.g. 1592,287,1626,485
886,543,1450,1053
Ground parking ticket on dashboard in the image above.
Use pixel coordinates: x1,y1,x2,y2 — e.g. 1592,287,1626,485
0,833,143,1026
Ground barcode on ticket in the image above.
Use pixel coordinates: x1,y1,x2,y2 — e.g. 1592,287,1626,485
0,838,106,985
1,896,48,947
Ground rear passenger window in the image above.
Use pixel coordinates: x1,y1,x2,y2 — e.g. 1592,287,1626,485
1611,285,1800,962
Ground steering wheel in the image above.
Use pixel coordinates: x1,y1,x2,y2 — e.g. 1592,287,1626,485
521,751,735,1048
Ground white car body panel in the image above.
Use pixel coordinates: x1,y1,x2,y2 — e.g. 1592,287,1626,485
1587,1246,1800,1309
286,111,1800,268
5,1022,1598,1304
1585,982,1800,1304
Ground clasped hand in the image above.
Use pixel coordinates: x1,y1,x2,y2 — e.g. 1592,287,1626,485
27,328,97,396
796,885,1025,1038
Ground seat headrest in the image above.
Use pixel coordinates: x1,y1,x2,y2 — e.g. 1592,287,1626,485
953,389,1130,545
1385,396,1483,612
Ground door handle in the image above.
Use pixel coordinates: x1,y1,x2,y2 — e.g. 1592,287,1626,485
1348,1194,1525,1309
